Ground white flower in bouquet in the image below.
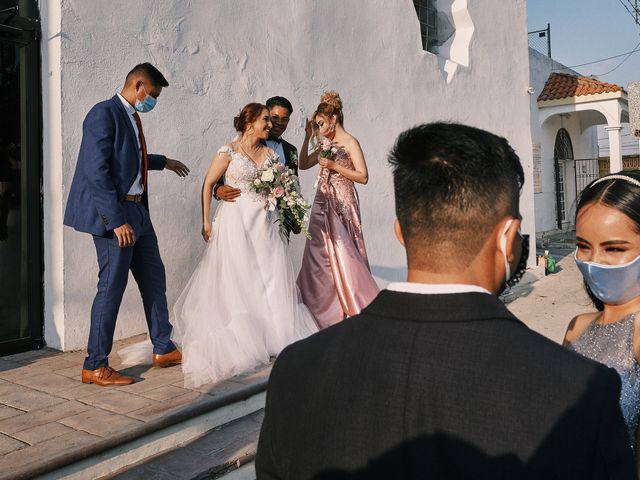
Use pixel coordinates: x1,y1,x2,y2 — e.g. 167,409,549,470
261,169,275,182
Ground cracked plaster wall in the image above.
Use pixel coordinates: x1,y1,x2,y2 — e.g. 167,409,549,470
43,0,534,350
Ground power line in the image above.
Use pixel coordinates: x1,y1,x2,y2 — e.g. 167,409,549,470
549,2,640,77
594,38,640,76
566,46,640,68
599,1,640,76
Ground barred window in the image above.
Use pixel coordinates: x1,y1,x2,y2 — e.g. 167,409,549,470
413,0,454,55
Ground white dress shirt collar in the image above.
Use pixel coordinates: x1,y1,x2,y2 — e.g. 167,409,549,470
117,93,136,116
116,93,144,195
265,138,286,165
386,282,491,296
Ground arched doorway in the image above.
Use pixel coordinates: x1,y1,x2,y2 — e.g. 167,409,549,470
553,128,574,230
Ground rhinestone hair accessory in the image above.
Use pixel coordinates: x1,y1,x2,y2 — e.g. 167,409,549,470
590,174,640,189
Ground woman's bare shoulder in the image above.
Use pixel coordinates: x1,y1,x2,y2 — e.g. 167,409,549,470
563,311,599,345
341,133,360,148
208,146,233,169
339,134,363,158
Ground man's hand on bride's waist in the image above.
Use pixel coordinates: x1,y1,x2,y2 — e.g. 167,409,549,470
216,185,242,202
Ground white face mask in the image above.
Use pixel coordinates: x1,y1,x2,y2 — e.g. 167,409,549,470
500,219,514,281
498,219,528,293
574,252,640,305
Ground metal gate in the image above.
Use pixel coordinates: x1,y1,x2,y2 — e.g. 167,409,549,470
553,156,565,229
554,128,574,229
574,158,600,197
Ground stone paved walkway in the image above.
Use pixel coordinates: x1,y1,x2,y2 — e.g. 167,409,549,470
0,334,270,479
508,247,590,344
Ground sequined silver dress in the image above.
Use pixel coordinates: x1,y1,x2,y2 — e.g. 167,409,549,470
568,313,640,445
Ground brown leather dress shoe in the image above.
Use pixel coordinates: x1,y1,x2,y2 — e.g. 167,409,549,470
81,366,134,386
152,349,182,368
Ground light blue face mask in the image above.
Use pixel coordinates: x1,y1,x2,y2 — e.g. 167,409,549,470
134,85,157,113
574,251,640,305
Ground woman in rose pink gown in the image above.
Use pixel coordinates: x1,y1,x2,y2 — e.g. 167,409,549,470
297,91,379,329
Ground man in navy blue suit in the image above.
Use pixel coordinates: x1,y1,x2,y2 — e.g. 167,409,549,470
64,63,189,386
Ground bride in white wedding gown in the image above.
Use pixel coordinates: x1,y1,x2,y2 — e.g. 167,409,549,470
175,102,318,387
120,103,317,387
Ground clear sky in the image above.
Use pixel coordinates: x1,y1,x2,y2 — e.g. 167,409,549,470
527,0,640,88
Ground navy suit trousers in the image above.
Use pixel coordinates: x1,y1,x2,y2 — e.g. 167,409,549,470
84,202,175,370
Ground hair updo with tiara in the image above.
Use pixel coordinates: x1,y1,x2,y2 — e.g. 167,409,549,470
576,170,640,310
233,103,267,133
315,91,344,125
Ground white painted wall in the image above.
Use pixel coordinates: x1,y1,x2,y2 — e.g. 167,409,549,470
42,0,534,350
41,0,64,350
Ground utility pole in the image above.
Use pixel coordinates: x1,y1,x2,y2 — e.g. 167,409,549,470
546,23,551,58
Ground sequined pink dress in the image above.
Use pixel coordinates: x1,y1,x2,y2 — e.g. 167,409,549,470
297,146,379,329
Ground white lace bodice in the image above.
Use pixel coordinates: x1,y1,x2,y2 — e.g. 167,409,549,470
218,145,278,202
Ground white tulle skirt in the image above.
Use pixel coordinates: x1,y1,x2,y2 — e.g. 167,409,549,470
162,196,317,387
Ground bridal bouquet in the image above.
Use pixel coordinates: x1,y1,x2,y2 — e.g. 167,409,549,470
252,163,311,241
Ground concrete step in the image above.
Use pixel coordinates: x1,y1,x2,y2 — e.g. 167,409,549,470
30,376,267,480
106,410,263,480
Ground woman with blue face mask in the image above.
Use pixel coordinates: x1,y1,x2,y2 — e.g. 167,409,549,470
564,171,640,461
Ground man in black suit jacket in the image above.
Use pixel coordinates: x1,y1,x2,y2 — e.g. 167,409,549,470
214,96,298,201
256,123,636,479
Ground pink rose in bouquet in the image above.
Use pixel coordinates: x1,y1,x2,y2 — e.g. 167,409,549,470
320,138,332,151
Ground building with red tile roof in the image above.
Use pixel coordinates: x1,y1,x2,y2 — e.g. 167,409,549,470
529,49,629,234
538,72,624,103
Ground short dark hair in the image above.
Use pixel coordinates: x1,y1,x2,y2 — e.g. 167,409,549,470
265,96,293,115
126,63,169,88
388,122,524,272
576,170,640,311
